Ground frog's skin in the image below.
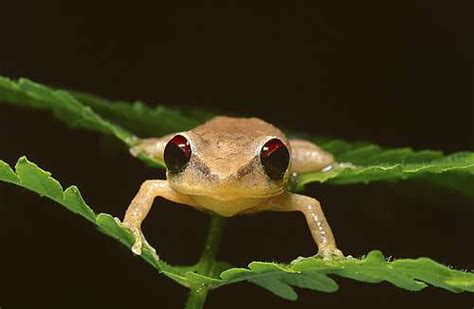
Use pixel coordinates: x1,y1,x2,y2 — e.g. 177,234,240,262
123,116,343,258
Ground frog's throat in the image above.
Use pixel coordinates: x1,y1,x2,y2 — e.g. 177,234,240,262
189,194,271,217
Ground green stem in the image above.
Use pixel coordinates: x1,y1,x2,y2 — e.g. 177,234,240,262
185,215,225,309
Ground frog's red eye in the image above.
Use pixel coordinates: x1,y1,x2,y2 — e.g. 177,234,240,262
260,138,290,180
164,135,192,173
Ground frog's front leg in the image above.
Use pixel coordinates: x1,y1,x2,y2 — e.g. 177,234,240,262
123,180,198,255
266,192,343,258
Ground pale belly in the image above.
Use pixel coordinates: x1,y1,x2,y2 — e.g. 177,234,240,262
190,195,266,217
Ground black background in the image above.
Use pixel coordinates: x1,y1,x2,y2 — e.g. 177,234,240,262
0,1,473,308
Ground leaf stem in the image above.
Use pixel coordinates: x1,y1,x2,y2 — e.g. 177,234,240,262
185,215,225,309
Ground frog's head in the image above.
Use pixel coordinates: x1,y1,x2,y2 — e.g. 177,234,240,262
163,131,291,200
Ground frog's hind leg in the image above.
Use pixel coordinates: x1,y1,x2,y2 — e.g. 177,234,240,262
289,139,334,173
129,134,176,161
122,179,198,255
260,192,343,258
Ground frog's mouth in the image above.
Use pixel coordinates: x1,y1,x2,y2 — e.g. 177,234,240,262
170,184,285,201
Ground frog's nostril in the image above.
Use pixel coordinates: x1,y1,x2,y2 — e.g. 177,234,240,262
211,172,228,179
209,169,235,180
204,161,244,180
207,173,220,182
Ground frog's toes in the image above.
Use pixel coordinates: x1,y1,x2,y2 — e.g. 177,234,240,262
317,248,344,260
131,239,143,255
130,230,143,255
122,222,144,255
129,145,143,157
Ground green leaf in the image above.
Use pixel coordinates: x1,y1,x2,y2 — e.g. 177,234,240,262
12,157,96,223
70,91,212,137
0,77,136,146
290,139,474,196
250,276,298,300
0,156,192,286
1,157,473,299
0,160,20,184
219,251,474,299
0,77,167,167
417,172,474,199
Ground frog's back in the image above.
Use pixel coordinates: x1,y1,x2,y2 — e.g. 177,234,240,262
193,116,287,141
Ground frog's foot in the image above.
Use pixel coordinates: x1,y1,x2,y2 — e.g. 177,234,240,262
122,222,144,255
129,137,166,159
317,247,344,260
129,144,145,157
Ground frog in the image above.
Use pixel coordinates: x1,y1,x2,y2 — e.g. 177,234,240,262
123,116,343,259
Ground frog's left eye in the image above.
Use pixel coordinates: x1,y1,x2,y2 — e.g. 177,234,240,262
260,138,290,180
164,135,192,173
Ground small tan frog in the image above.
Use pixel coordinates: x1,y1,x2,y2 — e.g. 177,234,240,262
123,116,343,258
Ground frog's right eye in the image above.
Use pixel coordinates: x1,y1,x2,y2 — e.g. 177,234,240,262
164,135,192,173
